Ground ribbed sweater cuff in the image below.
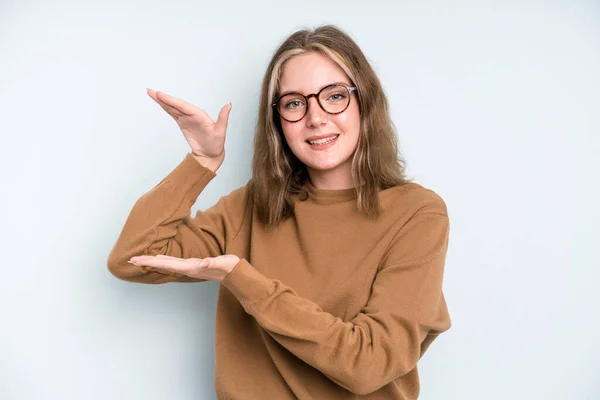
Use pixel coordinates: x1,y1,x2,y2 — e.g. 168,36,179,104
162,152,216,194
221,259,275,314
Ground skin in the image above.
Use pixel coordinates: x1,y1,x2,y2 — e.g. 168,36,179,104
131,51,361,280
278,52,361,190
128,254,239,282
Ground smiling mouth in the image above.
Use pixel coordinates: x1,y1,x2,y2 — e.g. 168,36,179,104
306,134,340,146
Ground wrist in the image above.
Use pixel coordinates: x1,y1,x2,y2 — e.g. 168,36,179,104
218,256,240,282
191,152,224,173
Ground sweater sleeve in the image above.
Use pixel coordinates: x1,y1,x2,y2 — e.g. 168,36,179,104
107,153,248,284
221,204,451,395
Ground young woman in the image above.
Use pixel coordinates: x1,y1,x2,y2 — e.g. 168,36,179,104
108,25,451,400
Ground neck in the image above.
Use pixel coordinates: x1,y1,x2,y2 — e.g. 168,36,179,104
307,163,354,190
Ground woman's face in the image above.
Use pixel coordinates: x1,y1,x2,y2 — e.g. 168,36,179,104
277,52,360,187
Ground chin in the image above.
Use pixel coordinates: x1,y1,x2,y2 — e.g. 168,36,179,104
291,142,356,173
305,157,352,173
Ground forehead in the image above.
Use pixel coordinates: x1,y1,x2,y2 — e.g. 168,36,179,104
279,52,350,93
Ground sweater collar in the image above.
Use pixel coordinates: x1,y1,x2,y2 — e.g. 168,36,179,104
301,180,358,204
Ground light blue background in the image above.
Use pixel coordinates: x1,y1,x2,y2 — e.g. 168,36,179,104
1,1,598,399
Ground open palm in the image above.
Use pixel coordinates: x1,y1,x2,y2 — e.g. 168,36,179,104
147,88,232,159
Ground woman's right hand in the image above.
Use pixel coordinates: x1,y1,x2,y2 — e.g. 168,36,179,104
146,88,232,166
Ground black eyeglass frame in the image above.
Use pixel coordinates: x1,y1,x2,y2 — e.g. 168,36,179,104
272,83,358,123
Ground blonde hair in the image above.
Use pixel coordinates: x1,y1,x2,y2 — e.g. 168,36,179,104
249,25,411,226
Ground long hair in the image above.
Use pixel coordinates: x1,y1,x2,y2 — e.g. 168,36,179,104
249,25,411,227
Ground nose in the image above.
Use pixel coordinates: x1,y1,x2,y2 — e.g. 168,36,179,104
305,96,327,127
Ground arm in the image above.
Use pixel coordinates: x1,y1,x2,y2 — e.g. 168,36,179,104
106,152,248,284
221,204,450,395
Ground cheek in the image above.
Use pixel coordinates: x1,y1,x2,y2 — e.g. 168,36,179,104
280,122,303,146
336,105,361,135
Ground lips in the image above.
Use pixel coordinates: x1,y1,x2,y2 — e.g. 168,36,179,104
305,133,340,141
305,134,340,145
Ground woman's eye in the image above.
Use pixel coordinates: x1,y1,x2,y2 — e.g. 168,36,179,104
284,100,304,109
328,93,346,101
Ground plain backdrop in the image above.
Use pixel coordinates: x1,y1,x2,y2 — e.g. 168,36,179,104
1,1,598,399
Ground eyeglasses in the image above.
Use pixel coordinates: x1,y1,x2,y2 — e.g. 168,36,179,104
272,83,357,123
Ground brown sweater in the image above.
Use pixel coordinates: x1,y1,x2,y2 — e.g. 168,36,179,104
107,152,451,399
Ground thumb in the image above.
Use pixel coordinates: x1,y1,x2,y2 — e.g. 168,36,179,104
215,102,232,133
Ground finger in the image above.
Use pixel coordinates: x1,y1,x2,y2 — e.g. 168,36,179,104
148,90,186,118
130,254,182,263
198,258,210,268
146,88,159,102
129,255,156,261
147,88,216,125
154,90,198,116
214,103,232,134
147,88,190,116
162,105,186,120
132,256,191,273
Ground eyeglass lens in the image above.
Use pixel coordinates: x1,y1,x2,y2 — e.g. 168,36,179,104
277,85,351,122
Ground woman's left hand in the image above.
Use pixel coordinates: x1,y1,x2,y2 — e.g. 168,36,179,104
128,254,240,282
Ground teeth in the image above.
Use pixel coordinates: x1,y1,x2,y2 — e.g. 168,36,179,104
308,135,339,145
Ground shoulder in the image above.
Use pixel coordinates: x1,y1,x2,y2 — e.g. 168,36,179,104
381,182,448,217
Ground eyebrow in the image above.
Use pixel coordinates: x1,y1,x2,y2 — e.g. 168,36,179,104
278,81,351,97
